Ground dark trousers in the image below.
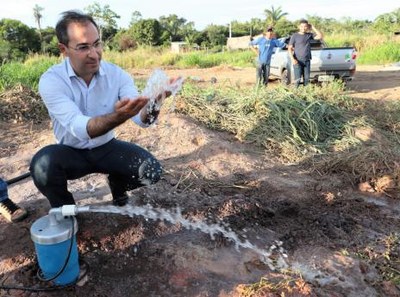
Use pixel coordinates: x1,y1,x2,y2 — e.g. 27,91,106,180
293,60,311,87
29,139,162,207
256,63,271,86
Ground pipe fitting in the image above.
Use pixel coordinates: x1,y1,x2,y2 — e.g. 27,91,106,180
48,205,91,225
60,205,78,216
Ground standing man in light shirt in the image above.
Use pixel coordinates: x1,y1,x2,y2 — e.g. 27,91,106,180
30,11,177,208
249,26,286,86
288,19,323,87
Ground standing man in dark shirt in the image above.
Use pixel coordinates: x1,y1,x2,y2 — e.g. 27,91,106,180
288,19,323,87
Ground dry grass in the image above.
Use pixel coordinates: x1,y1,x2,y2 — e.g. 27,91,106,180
0,84,47,124
175,82,400,189
236,272,316,297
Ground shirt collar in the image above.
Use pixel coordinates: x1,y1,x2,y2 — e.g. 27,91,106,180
65,57,105,78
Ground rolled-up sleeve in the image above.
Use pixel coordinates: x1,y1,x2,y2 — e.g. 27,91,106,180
70,114,91,140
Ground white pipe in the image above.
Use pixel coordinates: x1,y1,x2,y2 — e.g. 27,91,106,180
48,205,91,225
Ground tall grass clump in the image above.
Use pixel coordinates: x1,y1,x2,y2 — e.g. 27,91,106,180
325,33,400,64
357,42,400,65
325,33,365,48
324,33,385,52
0,54,59,92
104,46,171,69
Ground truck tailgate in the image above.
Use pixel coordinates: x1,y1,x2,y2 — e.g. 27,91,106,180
312,48,356,71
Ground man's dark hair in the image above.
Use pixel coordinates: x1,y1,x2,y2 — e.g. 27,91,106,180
55,10,99,45
299,19,309,25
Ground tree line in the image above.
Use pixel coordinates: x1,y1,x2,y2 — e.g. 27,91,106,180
0,2,399,63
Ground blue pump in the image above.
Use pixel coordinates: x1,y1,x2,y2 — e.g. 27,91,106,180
30,205,90,285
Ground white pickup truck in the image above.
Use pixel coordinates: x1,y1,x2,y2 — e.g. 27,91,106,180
269,37,357,85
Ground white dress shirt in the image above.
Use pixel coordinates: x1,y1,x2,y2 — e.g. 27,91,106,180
39,58,146,149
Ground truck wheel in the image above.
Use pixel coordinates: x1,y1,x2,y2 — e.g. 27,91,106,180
281,69,290,85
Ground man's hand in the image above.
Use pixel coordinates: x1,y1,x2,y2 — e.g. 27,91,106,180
87,96,149,138
309,24,323,40
115,97,149,121
288,45,298,65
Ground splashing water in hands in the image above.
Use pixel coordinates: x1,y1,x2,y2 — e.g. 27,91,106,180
141,69,184,124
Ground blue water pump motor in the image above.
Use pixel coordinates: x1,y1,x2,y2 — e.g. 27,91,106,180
30,211,79,285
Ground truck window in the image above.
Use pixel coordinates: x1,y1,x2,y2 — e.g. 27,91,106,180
310,40,323,49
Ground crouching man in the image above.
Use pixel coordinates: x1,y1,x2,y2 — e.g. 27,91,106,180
30,11,175,207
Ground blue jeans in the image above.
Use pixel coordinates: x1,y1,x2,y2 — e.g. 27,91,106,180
0,179,8,202
293,60,311,87
256,63,271,86
30,139,162,207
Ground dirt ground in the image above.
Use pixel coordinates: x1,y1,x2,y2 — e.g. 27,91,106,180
0,64,400,297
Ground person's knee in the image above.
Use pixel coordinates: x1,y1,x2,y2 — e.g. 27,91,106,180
30,145,60,187
138,157,162,185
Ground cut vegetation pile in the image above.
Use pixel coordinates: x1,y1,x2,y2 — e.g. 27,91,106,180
0,84,47,124
175,82,400,193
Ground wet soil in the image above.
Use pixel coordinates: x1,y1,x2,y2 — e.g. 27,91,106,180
0,65,400,297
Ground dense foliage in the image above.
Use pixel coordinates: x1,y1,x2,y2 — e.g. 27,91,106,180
0,3,399,62
0,19,41,62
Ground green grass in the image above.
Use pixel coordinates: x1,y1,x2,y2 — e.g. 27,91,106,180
176,50,254,68
104,46,175,69
357,42,400,65
0,54,60,92
105,47,255,69
325,33,400,65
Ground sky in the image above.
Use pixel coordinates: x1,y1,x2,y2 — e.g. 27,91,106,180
1,0,399,30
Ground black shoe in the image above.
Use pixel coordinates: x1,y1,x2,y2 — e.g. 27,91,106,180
112,195,128,206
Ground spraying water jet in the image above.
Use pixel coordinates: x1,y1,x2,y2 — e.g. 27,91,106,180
31,203,288,285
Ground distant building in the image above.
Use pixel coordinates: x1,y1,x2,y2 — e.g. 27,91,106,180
170,42,200,53
227,36,251,50
226,34,263,50
171,42,187,53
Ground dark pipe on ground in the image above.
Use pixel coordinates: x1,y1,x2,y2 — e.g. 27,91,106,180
6,172,31,185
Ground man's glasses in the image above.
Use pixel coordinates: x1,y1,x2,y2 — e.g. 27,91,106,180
67,41,103,54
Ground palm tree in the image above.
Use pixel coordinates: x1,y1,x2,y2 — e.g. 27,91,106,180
33,4,44,50
264,5,288,26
